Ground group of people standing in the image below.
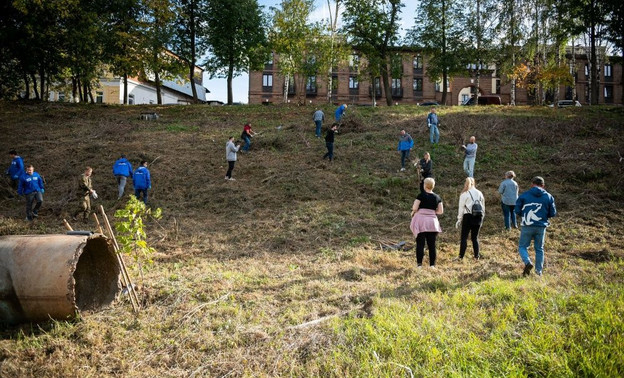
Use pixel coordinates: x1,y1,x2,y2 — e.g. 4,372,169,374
5,150,151,223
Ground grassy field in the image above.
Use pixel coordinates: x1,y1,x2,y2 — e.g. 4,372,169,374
0,101,623,377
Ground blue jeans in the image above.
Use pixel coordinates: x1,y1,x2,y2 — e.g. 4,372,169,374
116,175,127,198
135,188,148,204
464,157,475,177
429,124,439,144
400,150,410,168
315,120,322,137
518,226,546,273
324,142,334,161
242,135,251,151
501,203,517,229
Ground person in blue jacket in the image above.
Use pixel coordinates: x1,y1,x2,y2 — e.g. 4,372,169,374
18,164,44,221
133,161,151,204
113,154,133,200
427,107,440,144
515,176,557,277
6,150,25,192
335,104,347,122
397,130,414,172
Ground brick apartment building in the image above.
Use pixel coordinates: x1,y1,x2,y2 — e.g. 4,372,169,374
249,48,622,106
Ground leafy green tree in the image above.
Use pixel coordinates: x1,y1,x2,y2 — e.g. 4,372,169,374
409,0,464,105
114,195,162,281
141,0,185,105
204,0,267,105
342,0,403,106
269,0,317,103
496,0,529,105
172,0,209,103
603,0,624,103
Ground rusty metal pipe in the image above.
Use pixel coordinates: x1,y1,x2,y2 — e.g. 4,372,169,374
0,234,120,324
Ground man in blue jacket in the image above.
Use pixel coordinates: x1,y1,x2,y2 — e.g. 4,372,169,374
113,154,133,200
335,104,347,122
18,164,44,221
515,176,557,277
397,130,414,172
133,161,151,205
427,107,439,144
6,150,24,193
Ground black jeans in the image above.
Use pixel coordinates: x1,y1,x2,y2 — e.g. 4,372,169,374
226,160,235,178
25,191,43,220
416,232,438,266
323,142,334,161
459,213,482,258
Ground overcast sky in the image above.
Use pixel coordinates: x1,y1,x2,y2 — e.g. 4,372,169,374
204,0,418,103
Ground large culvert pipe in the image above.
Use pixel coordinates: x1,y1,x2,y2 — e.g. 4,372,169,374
0,234,120,324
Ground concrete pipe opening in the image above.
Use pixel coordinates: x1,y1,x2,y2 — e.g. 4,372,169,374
0,234,121,325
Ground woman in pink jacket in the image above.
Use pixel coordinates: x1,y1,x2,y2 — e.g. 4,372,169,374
410,177,444,268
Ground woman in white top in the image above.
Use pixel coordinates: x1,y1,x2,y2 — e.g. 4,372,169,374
456,177,485,260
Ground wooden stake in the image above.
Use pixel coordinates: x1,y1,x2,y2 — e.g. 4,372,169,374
63,219,74,231
99,205,140,312
92,213,104,234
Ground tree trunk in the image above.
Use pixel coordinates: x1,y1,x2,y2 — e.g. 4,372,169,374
441,68,448,105
189,4,199,104
77,77,83,102
381,61,392,106
31,73,39,100
87,83,94,103
39,64,45,101
590,12,599,105
283,74,289,104
155,71,162,105
82,82,88,103
227,58,234,105
71,77,78,103
23,73,30,99
123,73,128,105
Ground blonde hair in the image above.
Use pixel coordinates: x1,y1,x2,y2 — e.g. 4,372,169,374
505,170,516,179
462,177,475,193
423,177,435,191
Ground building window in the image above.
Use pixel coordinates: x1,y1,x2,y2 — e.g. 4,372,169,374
413,78,423,92
413,55,423,69
262,74,273,90
96,91,104,103
604,85,613,102
391,54,403,75
495,78,501,94
391,78,403,97
349,76,359,89
584,64,589,77
306,75,317,94
461,93,471,103
435,79,449,92
266,55,273,65
128,94,135,105
605,64,612,78
287,76,295,95
58,93,65,102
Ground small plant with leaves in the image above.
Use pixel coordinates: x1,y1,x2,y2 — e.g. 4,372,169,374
114,195,162,281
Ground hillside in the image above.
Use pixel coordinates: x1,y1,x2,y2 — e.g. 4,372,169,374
0,102,623,376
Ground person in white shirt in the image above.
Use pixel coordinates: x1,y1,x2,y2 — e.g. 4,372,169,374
455,177,485,260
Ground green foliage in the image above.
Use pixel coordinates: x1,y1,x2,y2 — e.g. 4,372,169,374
114,195,162,275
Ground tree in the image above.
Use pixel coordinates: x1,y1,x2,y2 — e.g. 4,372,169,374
496,0,529,105
141,0,185,105
172,0,209,103
204,0,266,105
409,0,465,105
603,0,624,103
342,0,403,106
269,0,316,103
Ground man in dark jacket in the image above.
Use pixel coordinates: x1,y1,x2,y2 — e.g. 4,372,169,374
323,123,338,161
18,164,44,221
515,176,557,276
113,154,133,200
133,161,151,204
418,152,433,192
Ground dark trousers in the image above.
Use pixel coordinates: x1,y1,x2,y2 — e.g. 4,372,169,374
25,192,43,220
226,160,235,178
416,232,438,266
459,213,482,258
323,142,334,161
400,150,410,168
135,188,148,204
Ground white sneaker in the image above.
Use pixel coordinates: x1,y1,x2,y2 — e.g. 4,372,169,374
400,167,406,172
228,178,236,181
225,176,229,180
429,265,436,269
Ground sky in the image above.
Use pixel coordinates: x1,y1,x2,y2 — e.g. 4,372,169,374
203,0,417,104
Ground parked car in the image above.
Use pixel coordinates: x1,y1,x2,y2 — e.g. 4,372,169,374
553,100,582,108
462,95,502,106
420,101,439,106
